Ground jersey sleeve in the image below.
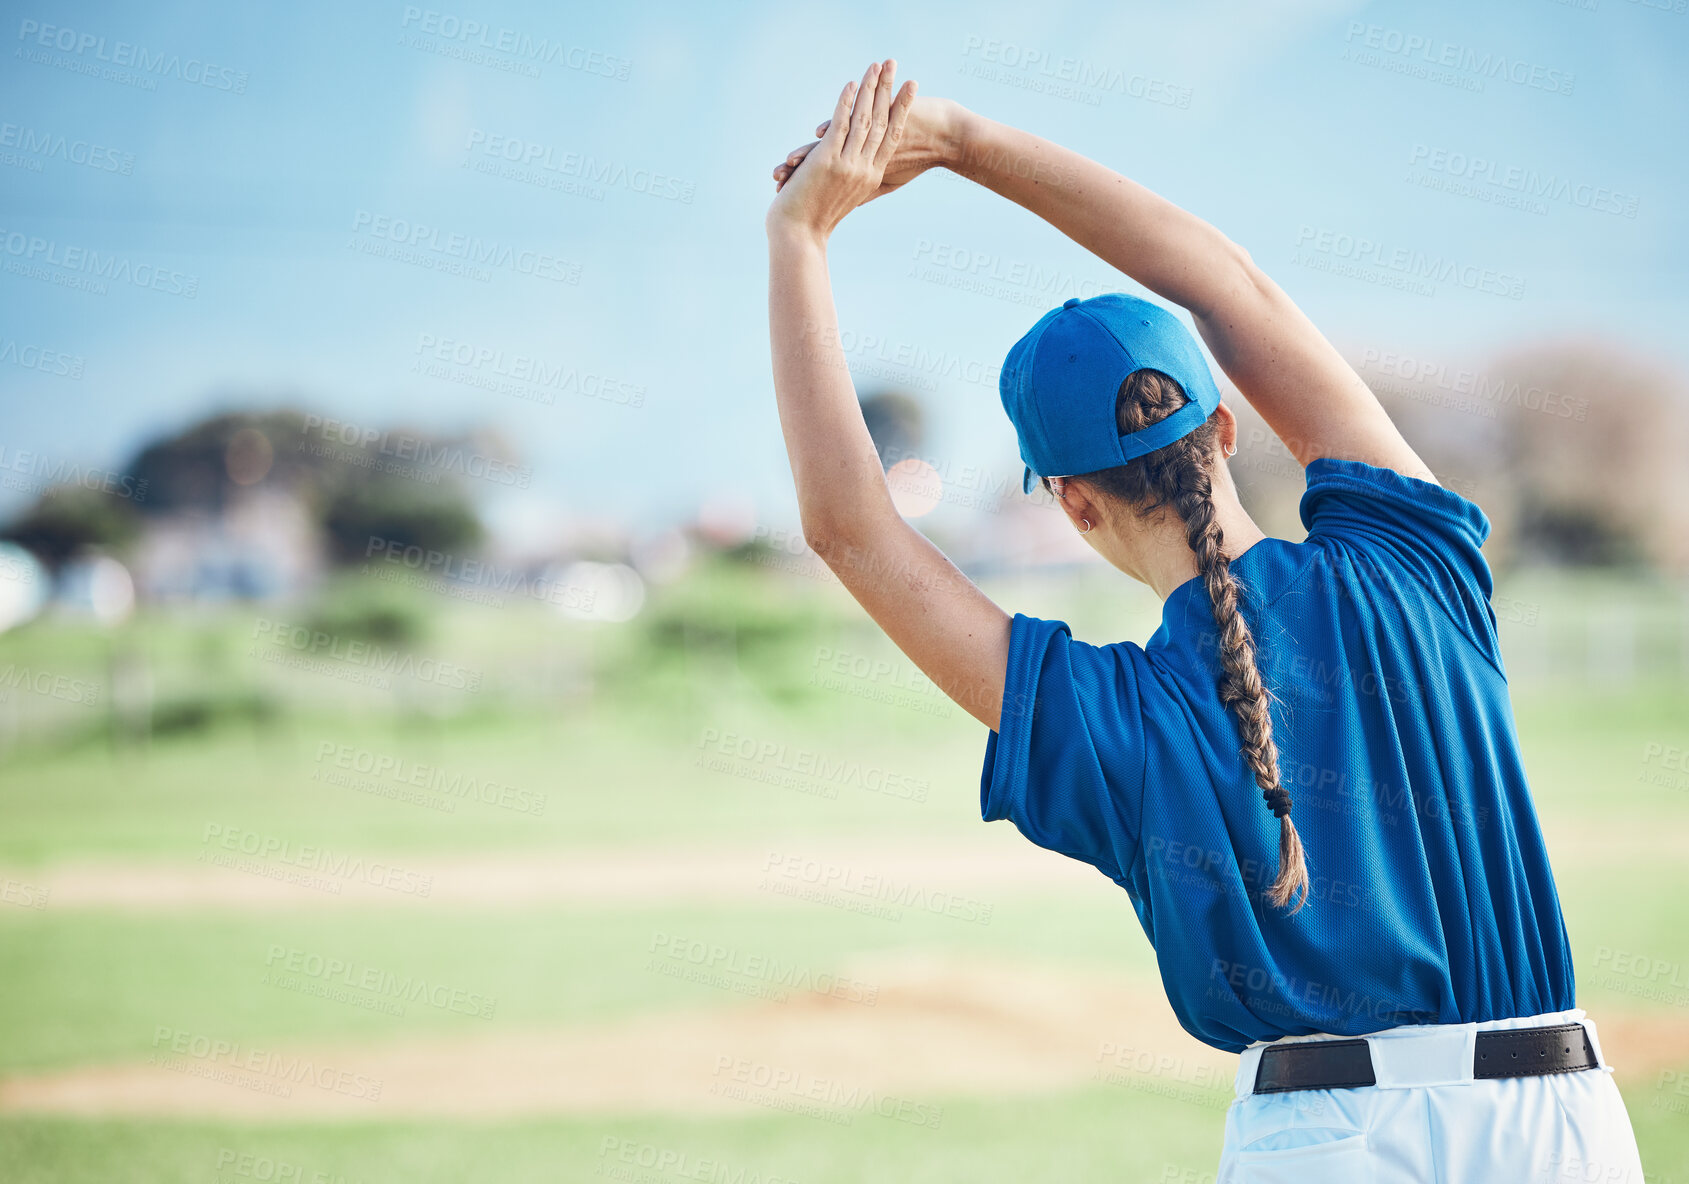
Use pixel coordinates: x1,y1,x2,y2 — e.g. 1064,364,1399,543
1298,457,1501,668
979,612,1147,885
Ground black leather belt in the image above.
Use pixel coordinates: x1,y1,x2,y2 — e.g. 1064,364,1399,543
1251,1023,1598,1094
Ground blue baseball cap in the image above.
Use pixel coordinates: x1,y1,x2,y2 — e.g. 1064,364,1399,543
1000,293,1223,495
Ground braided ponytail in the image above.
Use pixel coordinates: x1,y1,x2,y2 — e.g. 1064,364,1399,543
1052,369,1310,913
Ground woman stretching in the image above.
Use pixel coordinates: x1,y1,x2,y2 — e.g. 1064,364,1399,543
765,59,1646,1181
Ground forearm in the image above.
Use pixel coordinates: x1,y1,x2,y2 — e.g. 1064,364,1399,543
766,225,896,543
948,111,1253,319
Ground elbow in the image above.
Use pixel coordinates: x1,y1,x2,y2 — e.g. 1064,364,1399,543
1193,235,1267,320
802,504,885,570
801,514,852,563
1219,235,1261,286
1228,237,1270,295
800,487,899,567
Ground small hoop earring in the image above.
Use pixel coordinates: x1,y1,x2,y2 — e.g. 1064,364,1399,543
1078,518,1092,534
1224,443,1237,457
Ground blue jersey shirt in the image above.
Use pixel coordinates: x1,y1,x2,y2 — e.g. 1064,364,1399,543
980,457,1574,1054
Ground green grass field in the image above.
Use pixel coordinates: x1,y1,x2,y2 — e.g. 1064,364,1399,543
1,558,1686,1181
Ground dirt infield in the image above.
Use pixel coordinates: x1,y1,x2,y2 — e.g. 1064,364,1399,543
3,822,1682,1121
0,836,1102,911
0,953,1217,1119
2,950,1683,1122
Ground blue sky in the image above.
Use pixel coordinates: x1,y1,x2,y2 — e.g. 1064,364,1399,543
1,0,1684,542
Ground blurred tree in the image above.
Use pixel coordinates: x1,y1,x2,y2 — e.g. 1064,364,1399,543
1488,342,1688,572
0,484,139,569
320,480,482,564
4,405,500,575
860,389,926,469
128,409,318,514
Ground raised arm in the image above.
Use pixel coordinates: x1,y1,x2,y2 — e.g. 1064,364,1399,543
781,102,1434,483
766,61,1011,731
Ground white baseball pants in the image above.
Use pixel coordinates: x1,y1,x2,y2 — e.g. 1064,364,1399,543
1215,1009,1647,1183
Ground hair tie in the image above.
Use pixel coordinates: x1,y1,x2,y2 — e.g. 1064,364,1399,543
1263,787,1293,819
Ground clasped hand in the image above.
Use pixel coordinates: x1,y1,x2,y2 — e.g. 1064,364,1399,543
765,59,964,242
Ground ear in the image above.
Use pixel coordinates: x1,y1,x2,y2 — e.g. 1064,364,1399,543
1213,401,1241,457
1048,476,1102,534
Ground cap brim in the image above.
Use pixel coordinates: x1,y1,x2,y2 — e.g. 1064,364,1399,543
1022,466,1038,496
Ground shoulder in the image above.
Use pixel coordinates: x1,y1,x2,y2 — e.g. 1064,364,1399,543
1299,456,1491,549
1000,612,1148,726
1294,457,1505,672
